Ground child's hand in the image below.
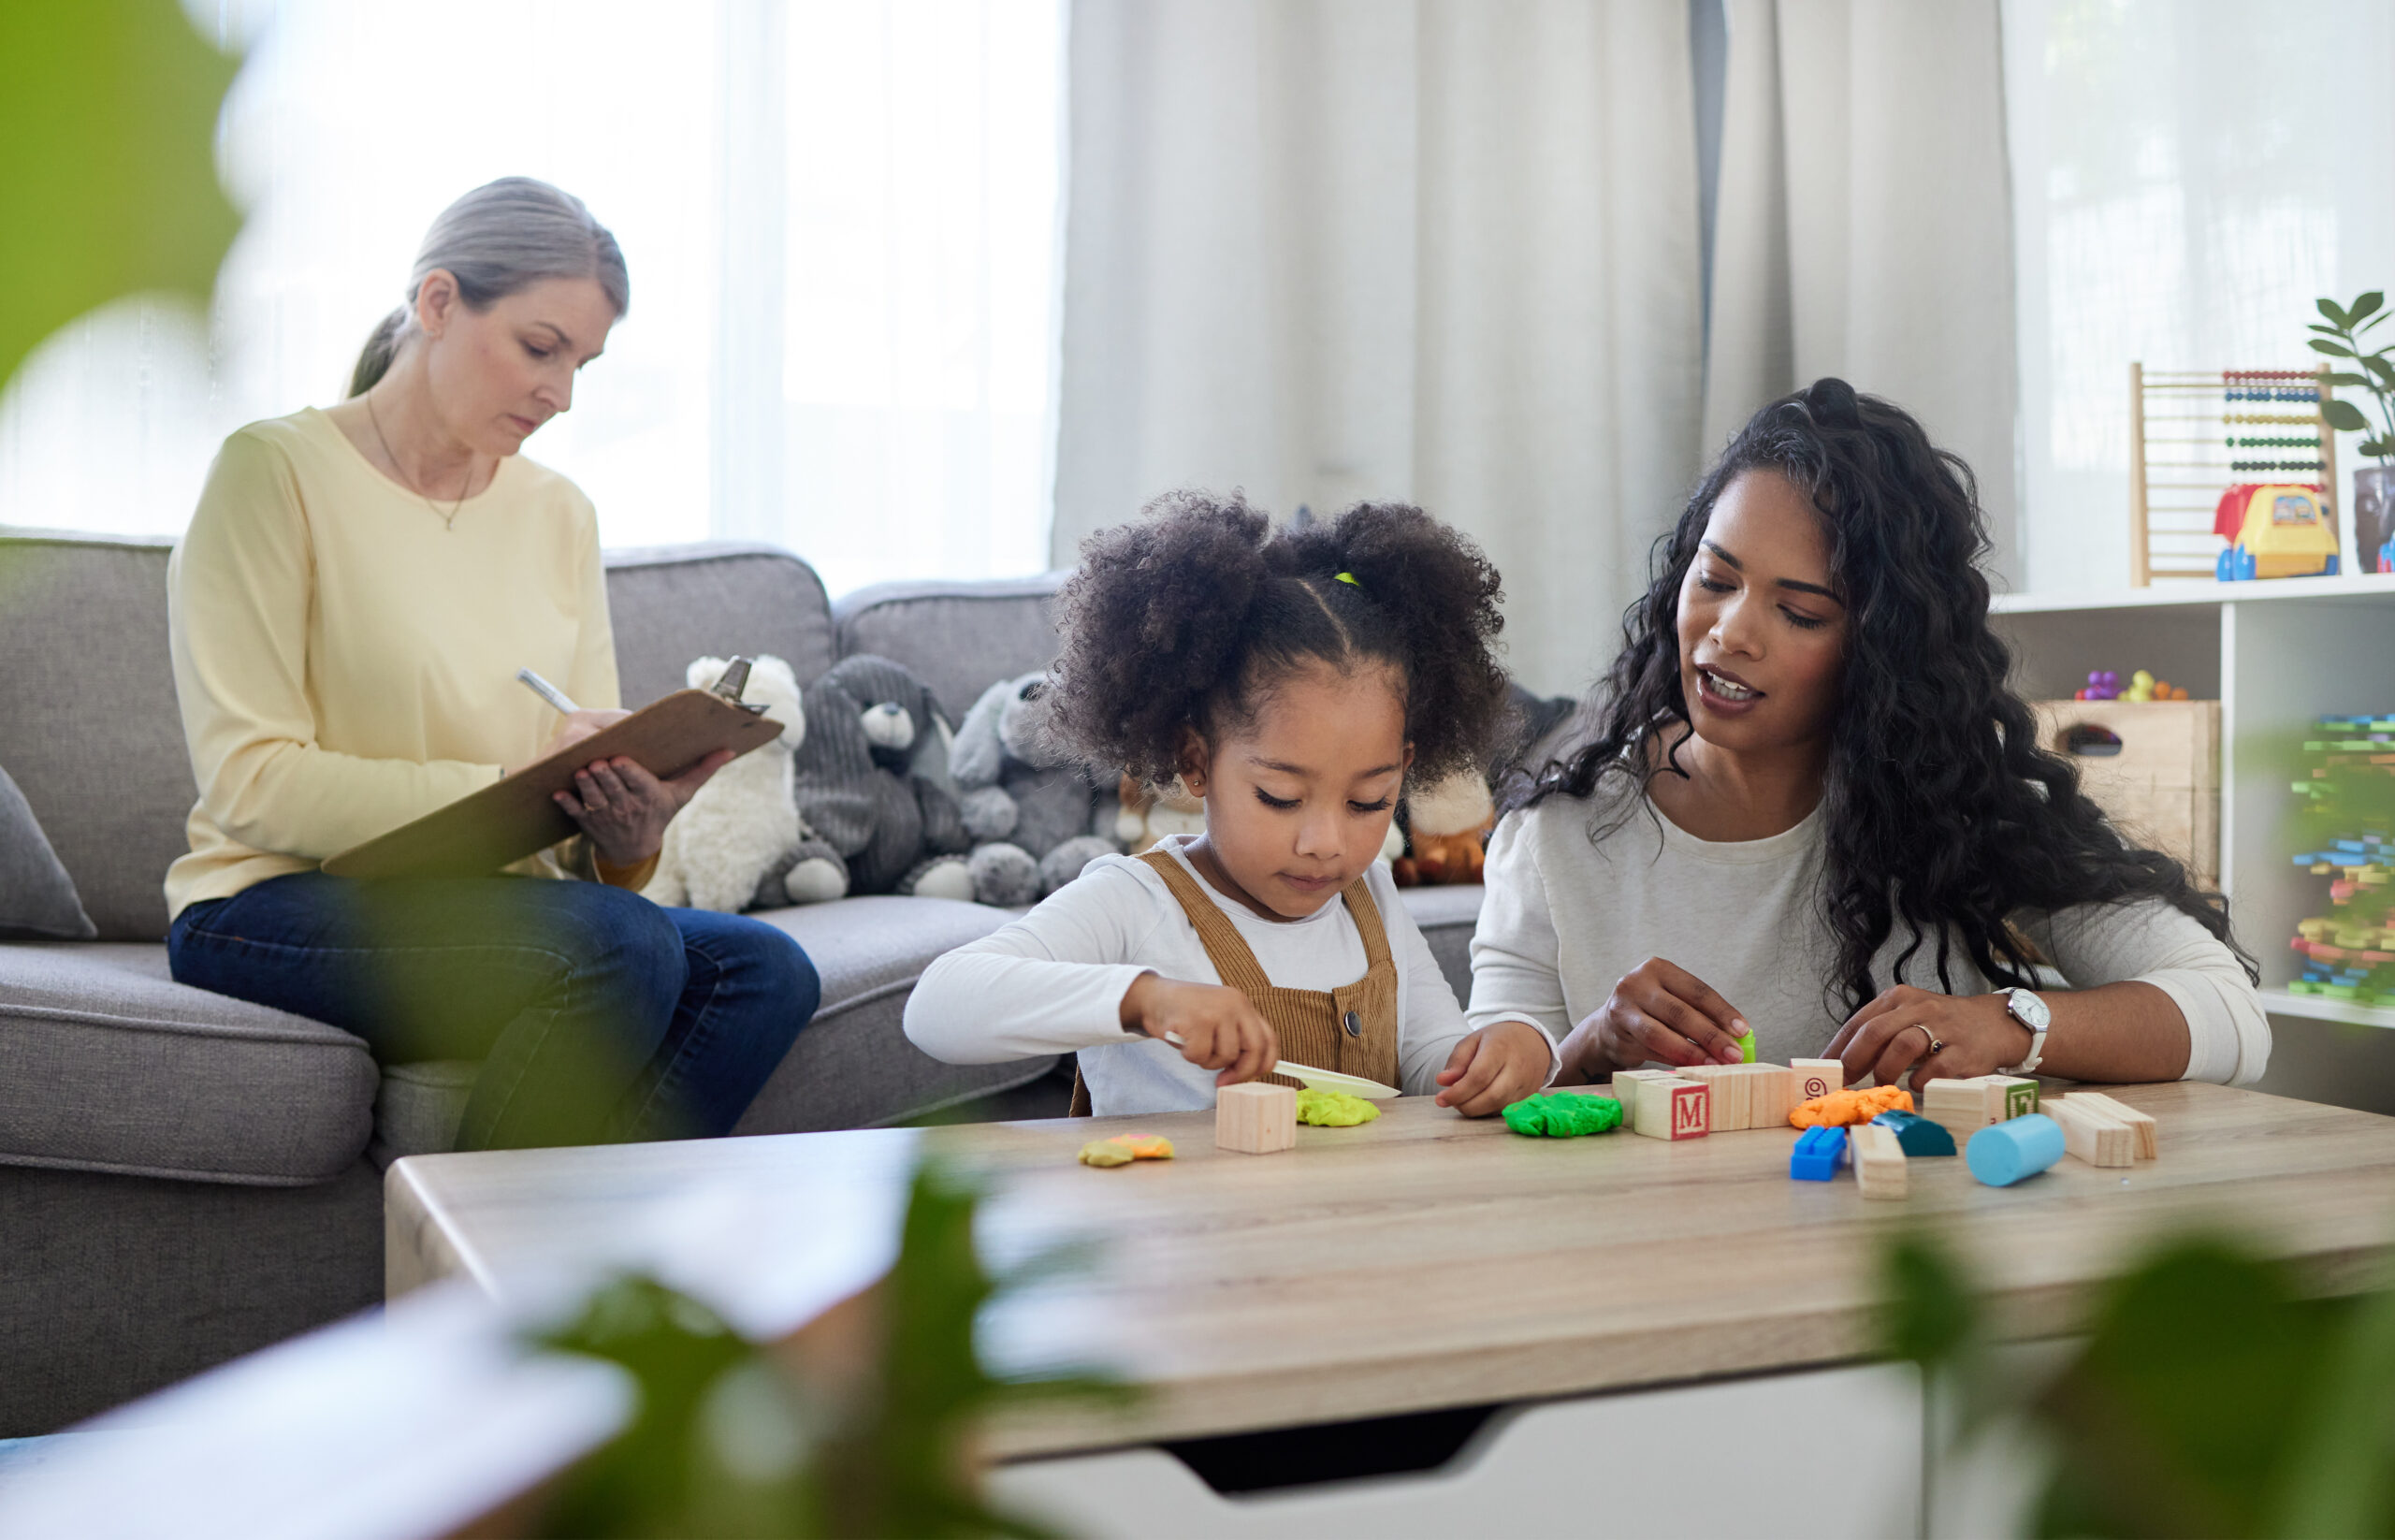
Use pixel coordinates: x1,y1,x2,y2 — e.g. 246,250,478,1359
1120,973,1280,1086
1434,1020,1555,1116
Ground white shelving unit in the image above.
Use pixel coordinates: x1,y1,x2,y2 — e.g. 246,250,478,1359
1990,574,2395,1028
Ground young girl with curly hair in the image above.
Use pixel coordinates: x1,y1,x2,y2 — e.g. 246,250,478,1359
905,495,1559,1117
1472,378,2268,1090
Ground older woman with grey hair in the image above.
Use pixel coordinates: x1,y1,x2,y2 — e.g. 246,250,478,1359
164,178,819,1150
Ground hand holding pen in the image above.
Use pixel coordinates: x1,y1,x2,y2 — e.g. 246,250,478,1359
512,668,731,867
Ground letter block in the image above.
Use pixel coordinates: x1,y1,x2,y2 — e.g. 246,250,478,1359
1609,1068,1683,1126
1216,1082,1297,1155
1792,1058,1844,1103
1983,1075,2039,1123
1631,1078,1708,1140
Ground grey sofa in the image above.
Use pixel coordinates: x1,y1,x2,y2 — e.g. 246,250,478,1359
0,531,1487,1436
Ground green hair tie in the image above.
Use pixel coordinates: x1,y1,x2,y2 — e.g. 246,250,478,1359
1333,571,1360,587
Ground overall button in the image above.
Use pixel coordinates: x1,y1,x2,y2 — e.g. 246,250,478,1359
1343,1010,1362,1038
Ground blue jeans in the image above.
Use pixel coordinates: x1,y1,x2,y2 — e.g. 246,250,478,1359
167,873,819,1150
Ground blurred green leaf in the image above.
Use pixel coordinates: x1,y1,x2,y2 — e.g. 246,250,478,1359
2326,372,2373,389
2353,290,2384,321
530,1155,1127,1539
0,0,241,390
2324,400,2372,433
2271,1279,2395,1538
2030,1241,2337,1540
2363,438,2394,458
2311,339,2356,357
2320,296,2352,326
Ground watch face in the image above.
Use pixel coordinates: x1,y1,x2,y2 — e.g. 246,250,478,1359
2010,990,2052,1030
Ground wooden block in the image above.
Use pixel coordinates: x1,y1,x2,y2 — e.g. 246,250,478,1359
1921,1077,1998,1132
1215,1082,1297,1155
1744,1064,1796,1128
2064,1092,2156,1159
1632,1078,1708,1140
1610,1068,1681,1126
1982,1075,2039,1123
2047,1097,2134,1168
1679,1064,1747,1130
1851,1123,1908,1199
1792,1058,1844,1103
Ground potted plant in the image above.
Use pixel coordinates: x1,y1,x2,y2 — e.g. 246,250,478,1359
2310,291,2395,573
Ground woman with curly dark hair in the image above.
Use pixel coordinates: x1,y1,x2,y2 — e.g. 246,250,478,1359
1470,379,2268,1092
907,494,1557,1116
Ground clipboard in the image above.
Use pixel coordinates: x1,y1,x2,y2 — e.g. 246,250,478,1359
321,689,786,880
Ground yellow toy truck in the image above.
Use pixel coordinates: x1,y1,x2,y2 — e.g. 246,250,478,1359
2213,483,2340,579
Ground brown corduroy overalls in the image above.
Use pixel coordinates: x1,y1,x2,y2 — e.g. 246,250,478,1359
1069,849,1401,1115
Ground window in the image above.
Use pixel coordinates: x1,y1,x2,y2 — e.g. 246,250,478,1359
0,0,1065,598
2007,0,2395,590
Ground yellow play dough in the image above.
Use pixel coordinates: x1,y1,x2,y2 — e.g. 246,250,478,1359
1295,1088,1381,1126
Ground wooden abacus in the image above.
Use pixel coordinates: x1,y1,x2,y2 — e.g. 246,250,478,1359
2127,364,2337,585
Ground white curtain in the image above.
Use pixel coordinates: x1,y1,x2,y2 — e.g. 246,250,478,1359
1703,0,2021,582
0,0,1064,601
1052,0,1706,696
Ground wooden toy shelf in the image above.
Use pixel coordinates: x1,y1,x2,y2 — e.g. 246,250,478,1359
1990,578,2395,1029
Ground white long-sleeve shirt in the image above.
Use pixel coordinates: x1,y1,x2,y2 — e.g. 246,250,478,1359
1468,792,2272,1085
906,835,1489,1115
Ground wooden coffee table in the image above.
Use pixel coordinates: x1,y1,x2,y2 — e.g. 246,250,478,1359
385,1082,2395,1533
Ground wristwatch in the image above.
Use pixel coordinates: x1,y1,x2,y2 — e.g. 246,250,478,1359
1997,987,2051,1075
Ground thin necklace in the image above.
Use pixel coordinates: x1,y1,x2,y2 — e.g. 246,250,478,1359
365,390,475,533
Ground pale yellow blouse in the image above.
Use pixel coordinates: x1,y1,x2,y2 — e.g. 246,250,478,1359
166,407,620,918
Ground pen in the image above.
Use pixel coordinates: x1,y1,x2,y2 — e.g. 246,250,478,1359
515,667,581,716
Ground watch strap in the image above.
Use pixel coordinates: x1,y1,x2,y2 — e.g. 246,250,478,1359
2000,988,2048,1076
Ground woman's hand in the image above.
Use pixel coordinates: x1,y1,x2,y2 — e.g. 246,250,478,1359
1827,985,2032,1089
1118,972,1279,1087
1558,957,1749,1079
553,750,736,868
1434,1020,1555,1115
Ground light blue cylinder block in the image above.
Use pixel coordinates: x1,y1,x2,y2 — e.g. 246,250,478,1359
1966,1113,2065,1187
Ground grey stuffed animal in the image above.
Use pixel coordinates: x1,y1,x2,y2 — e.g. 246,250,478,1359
950,672,1119,906
782,655,975,902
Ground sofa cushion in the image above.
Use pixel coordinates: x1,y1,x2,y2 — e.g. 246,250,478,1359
0,764,95,941
366,894,1052,1162
0,943,375,1185
370,1060,475,1170
0,532,191,941
737,894,1060,1132
606,545,838,709
833,574,1067,722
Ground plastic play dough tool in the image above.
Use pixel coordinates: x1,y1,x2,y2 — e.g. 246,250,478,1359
1160,1034,1401,1099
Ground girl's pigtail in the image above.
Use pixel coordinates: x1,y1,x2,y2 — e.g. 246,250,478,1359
1322,503,1510,784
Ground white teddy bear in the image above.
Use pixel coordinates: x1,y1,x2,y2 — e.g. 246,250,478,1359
643,655,844,912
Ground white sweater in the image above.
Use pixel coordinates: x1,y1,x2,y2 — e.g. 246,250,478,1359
905,836,1494,1115
1467,793,2272,1085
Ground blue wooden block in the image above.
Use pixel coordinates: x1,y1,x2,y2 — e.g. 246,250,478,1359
1790,1125,1848,1181
1871,1110,1956,1157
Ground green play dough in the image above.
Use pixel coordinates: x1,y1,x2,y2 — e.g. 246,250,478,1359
1502,1093,1624,1138
1295,1088,1381,1126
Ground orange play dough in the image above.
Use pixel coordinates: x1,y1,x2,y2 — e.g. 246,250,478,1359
1788,1084,1913,1128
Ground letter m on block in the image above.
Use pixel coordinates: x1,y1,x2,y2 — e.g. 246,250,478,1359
1670,1083,1709,1139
